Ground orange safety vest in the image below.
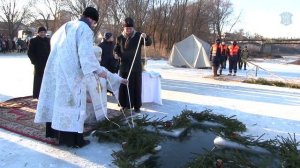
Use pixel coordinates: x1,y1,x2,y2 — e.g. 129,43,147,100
211,44,220,57
228,45,239,56
220,45,227,55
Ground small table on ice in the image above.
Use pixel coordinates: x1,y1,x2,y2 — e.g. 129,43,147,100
142,71,162,105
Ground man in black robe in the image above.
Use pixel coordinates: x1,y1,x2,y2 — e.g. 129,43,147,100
27,27,50,99
114,17,152,112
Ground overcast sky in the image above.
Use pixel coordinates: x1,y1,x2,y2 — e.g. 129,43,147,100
229,0,300,38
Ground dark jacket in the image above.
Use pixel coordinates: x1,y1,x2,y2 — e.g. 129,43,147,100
27,36,51,67
98,40,119,73
114,31,152,73
27,36,50,98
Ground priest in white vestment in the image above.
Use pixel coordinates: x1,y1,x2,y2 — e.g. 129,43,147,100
34,7,127,148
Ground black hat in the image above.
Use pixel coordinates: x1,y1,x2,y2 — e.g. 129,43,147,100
38,26,47,33
215,38,221,42
104,32,112,40
123,17,134,27
83,7,99,23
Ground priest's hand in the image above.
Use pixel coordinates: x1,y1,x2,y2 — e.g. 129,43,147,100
121,79,128,85
98,71,107,79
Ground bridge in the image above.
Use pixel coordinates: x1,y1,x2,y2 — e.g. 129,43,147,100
224,39,300,55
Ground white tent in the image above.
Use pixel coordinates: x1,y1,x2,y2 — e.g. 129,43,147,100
168,34,211,68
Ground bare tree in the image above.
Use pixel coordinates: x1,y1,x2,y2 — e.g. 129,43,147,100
146,0,167,48
30,4,51,30
92,0,112,38
210,0,234,40
64,0,112,40
33,0,64,32
146,0,210,51
157,0,173,49
64,0,94,19
0,0,32,40
227,10,242,33
40,0,240,56
186,0,211,39
110,0,151,31
159,0,189,50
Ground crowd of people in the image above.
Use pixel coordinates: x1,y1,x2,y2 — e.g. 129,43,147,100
29,7,151,148
0,34,29,53
210,39,249,77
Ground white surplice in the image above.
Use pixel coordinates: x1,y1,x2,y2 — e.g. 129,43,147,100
85,68,122,123
34,20,122,133
84,46,122,123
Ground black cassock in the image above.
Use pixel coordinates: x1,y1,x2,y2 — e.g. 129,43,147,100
27,36,50,98
114,31,152,110
119,71,142,109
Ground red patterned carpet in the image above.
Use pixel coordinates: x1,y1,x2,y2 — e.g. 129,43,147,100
0,96,122,145
0,96,57,144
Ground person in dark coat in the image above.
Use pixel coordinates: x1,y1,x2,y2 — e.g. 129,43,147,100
98,32,119,73
227,40,241,76
27,26,50,98
114,17,152,112
239,45,249,70
220,41,228,70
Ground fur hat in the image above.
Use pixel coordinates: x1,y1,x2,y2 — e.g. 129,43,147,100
83,7,99,23
123,17,134,27
38,27,47,33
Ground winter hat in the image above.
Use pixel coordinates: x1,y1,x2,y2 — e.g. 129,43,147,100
123,17,134,27
38,26,47,33
104,32,112,40
83,7,99,23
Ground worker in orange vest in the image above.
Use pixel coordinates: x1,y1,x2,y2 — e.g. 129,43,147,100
210,38,222,77
227,40,241,76
220,41,228,75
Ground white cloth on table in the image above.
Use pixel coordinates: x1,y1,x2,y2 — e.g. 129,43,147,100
142,71,162,105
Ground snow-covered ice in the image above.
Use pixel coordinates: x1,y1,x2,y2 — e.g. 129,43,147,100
1,54,300,167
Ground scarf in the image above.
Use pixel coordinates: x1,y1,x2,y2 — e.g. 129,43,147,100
122,29,136,49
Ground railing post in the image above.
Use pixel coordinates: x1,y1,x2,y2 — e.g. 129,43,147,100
255,66,258,77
